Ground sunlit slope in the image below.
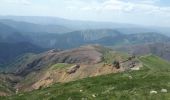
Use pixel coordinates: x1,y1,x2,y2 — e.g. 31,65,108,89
1,55,170,100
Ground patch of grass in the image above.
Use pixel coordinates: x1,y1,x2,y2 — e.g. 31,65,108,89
0,80,15,95
102,50,129,64
50,63,73,70
139,55,170,70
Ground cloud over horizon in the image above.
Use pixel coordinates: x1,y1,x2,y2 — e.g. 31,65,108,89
0,0,170,27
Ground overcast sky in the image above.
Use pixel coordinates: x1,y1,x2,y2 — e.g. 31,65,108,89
0,0,170,27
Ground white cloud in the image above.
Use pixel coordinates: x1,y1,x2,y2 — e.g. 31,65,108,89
0,0,169,27
62,0,170,26
66,0,170,17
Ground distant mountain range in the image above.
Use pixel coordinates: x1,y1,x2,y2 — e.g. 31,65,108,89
0,16,141,30
1,16,170,36
27,30,170,49
0,19,72,34
0,16,170,65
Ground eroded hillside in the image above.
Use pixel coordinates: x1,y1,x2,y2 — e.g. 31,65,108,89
1,55,170,100
0,45,142,94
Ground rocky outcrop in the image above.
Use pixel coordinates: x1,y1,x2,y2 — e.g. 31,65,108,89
110,56,141,70
66,65,80,74
119,56,142,70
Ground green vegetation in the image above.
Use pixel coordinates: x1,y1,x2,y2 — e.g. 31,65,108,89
0,80,15,95
50,63,73,70
0,83,11,93
1,55,170,100
102,50,129,64
139,55,170,70
103,51,114,64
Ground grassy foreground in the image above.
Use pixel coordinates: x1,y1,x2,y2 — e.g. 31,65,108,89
1,55,170,100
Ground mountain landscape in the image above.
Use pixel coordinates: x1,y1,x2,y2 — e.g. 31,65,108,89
1,54,170,100
0,45,170,99
1,19,170,49
115,42,170,61
0,14,170,100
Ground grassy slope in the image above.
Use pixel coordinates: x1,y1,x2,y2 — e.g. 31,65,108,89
0,82,14,95
1,55,170,100
0,76,15,95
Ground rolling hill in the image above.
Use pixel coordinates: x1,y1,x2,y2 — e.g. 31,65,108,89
25,29,170,49
0,22,29,43
0,45,140,94
1,55,170,100
27,29,123,49
0,22,45,65
0,42,43,65
115,42,170,61
93,33,170,46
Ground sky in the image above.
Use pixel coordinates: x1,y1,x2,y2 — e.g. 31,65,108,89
0,0,170,27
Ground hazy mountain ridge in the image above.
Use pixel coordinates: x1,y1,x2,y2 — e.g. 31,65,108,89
1,16,170,35
0,22,45,65
115,42,170,61
0,16,142,30
0,19,72,34
24,29,170,49
88,32,170,47
0,42,44,65
0,22,29,43
0,16,170,49
26,29,123,49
